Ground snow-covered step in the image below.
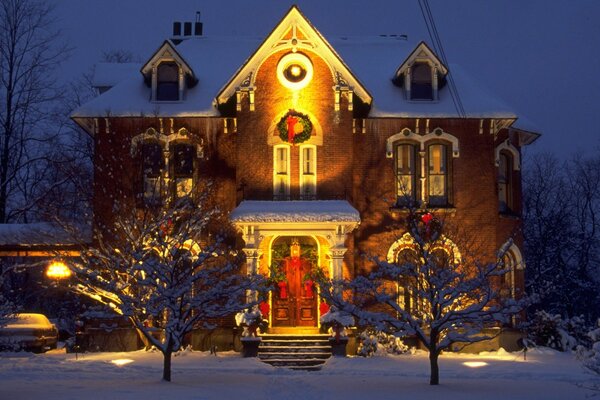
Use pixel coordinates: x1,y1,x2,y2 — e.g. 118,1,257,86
257,333,332,370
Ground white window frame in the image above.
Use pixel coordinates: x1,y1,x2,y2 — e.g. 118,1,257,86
299,144,317,199
273,145,290,199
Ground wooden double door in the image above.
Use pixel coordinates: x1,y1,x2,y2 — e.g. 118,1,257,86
272,257,317,327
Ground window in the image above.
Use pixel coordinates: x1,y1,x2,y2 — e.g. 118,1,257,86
273,145,290,200
427,144,448,206
300,145,316,199
411,62,433,100
395,144,417,206
172,143,195,199
156,62,179,101
498,152,513,212
395,248,419,313
141,142,165,205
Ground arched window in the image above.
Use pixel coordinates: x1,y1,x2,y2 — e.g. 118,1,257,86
498,151,513,212
156,62,179,101
395,143,417,206
171,142,195,199
411,62,433,100
427,143,448,206
141,142,165,205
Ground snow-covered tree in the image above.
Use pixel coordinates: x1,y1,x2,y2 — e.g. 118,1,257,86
316,210,523,385
68,201,263,381
523,153,600,322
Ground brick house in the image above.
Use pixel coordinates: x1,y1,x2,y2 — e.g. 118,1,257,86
72,6,538,348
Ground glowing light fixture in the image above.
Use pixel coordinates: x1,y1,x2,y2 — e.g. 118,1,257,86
290,239,301,259
46,260,72,279
111,358,134,366
462,361,489,368
277,53,313,90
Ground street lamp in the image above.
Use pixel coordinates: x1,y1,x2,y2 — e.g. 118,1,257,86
46,260,72,280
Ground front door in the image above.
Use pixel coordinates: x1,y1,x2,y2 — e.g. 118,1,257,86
272,257,317,327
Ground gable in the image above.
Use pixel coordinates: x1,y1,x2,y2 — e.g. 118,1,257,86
394,41,448,81
217,6,372,107
140,40,196,83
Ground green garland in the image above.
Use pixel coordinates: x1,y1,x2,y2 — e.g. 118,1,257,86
277,110,313,144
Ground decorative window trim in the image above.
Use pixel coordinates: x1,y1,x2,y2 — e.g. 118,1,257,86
131,127,203,158
387,232,462,265
299,144,317,199
495,139,520,171
386,128,459,158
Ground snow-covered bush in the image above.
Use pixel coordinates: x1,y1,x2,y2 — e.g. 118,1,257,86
357,328,409,357
577,320,600,375
320,306,354,339
528,310,591,351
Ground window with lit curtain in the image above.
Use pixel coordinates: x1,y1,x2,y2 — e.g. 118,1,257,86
395,144,416,206
300,145,316,199
172,143,195,199
156,62,179,101
427,144,447,206
273,146,290,200
141,142,165,205
411,62,433,100
498,152,513,212
395,248,420,313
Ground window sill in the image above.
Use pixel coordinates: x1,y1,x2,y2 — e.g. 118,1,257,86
499,211,521,220
389,206,456,216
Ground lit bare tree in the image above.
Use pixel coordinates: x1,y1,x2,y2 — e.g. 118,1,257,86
316,211,523,385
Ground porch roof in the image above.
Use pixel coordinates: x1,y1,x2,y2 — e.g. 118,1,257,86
230,201,360,224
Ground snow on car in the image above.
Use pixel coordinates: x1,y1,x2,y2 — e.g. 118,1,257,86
0,313,58,353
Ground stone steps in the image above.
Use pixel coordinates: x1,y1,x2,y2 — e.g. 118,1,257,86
258,334,331,370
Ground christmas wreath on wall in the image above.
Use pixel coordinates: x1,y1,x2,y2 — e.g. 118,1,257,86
277,110,313,144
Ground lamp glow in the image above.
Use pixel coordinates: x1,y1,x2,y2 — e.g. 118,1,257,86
463,361,489,368
111,359,134,366
46,261,72,279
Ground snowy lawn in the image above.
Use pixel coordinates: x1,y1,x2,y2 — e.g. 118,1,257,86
0,347,597,400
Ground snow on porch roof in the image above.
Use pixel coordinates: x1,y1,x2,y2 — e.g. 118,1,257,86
0,222,90,247
230,201,361,224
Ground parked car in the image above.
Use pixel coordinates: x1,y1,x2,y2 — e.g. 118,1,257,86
0,313,59,353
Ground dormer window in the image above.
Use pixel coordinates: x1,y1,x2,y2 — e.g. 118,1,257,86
156,62,180,101
411,62,433,100
394,42,447,102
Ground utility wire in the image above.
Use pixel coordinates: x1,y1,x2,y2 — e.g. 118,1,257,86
418,0,466,118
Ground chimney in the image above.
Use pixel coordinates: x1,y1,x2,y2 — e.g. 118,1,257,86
194,11,203,36
173,22,181,37
184,22,192,36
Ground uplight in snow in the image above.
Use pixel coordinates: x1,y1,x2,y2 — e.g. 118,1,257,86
463,361,489,368
111,359,134,366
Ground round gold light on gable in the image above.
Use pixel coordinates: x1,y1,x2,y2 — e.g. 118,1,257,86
277,53,313,90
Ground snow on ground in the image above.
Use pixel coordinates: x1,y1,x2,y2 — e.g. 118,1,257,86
0,347,597,400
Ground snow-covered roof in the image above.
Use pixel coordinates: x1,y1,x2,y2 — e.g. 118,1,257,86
72,12,526,123
0,223,89,247
92,63,140,88
230,201,360,223
72,37,261,118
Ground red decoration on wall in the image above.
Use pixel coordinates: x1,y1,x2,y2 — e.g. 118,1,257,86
259,301,270,319
278,281,288,299
304,279,314,298
319,302,330,316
